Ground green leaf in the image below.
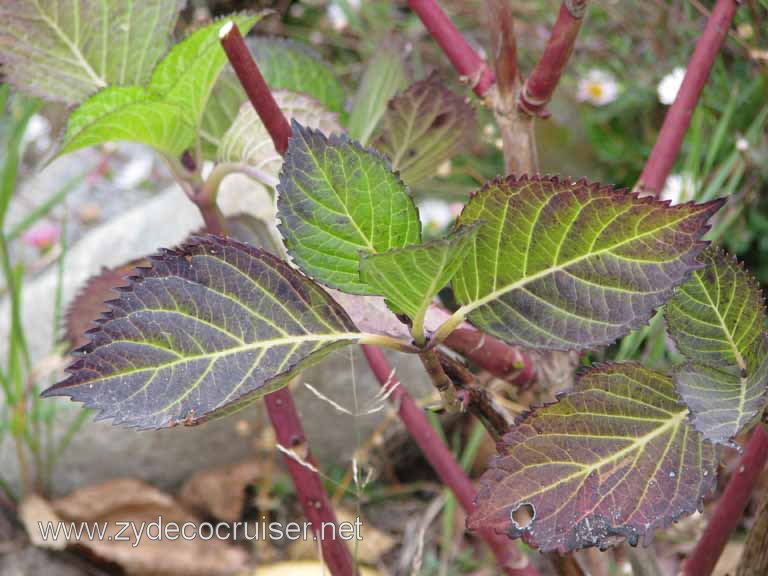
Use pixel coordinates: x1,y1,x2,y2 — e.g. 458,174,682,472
666,247,768,443
277,122,421,295
469,362,717,553
374,73,475,185
218,91,341,185
348,44,407,145
359,224,479,340
667,247,766,370
59,86,195,156
151,14,260,123
0,0,183,103
44,236,362,429
59,14,262,156
442,175,724,350
251,38,346,116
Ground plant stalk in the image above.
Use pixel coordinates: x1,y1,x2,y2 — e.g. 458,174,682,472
682,425,768,576
636,0,740,195
406,0,495,98
485,0,518,100
437,351,516,441
362,345,538,576
217,23,356,575
518,1,587,117
219,21,292,155
419,348,460,413
444,326,536,388
264,388,356,575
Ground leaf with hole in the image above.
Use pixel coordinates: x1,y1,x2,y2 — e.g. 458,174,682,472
44,236,362,429
218,91,340,186
446,175,723,350
666,247,768,443
374,73,475,185
59,14,262,156
359,224,479,339
469,362,717,553
0,0,183,103
277,122,421,295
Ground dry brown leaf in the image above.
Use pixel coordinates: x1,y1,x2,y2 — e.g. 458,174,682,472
714,540,745,576
65,259,148,350
19,494,66,551
51,478,247,576
179,461,261,522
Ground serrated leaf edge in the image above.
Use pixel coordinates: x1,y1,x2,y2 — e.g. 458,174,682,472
276,120,422,294
43,235,363,429
471,361,718,552
433,174,726,351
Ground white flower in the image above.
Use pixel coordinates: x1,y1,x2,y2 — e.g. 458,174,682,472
327,3,348,31
418,200,454,233
736,137,749,152
21,114,51,153
657,67,686,105
661,173,698,205
576,70,620,106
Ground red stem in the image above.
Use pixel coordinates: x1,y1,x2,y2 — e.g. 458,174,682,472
637,0,740,195
362,345,538,576
219,22,292,155
519,1,587,117
406,0,495,97
264,389,356,574
219,24,354,575
682,426,768,576
445,327,536,388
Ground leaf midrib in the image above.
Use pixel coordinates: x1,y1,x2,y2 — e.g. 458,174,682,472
301,132,376,252
458,208,701,319
506,408,688,505
694,271,747,371
88,332,362,380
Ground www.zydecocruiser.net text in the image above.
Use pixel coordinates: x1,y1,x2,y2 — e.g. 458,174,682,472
37,516,364,548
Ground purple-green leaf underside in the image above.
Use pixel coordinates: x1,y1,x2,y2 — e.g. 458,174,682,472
451,175,724,351
44,236,361,430
374,73,475,185
673,353,768,445
470,362,717,553
666,247,768,443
